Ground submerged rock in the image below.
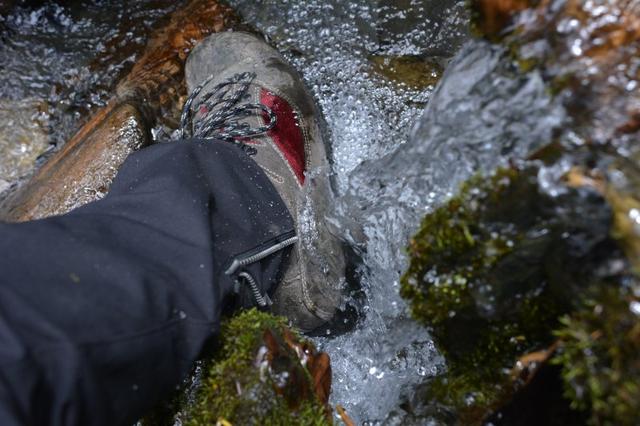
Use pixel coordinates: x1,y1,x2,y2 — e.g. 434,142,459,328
175,310,332,425
0,0,182,198
369,54,443,90
0,98,49,199
400,0,640,423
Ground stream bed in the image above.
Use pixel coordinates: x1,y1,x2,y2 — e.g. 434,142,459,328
1,0,471,423
2,0,639,424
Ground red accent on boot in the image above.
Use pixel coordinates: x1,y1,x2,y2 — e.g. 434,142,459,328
261,89,306,185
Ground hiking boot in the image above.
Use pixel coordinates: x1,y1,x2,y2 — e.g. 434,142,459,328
183,31,345,332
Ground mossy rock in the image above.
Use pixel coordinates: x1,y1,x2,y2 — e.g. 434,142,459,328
143,310,332,426
182,309,331,426
400,165,621,422
553,285,640,426
399,135,640,424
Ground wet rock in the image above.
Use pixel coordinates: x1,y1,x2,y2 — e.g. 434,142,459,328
0,97,49,200
0,0,182,149
178,310,332,425
0,0,238,221
401,165,619,422
369,54,443,90
400,0,640,423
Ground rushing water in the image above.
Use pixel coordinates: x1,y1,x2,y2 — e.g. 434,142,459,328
337,40,568,424
223,0,470,423
1,0,471,423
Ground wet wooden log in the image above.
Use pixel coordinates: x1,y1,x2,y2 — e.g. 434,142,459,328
0,0,238,222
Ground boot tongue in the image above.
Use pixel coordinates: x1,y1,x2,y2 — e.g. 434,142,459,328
259,88,307,185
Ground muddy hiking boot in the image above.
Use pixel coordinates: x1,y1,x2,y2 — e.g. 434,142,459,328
181,31,345,331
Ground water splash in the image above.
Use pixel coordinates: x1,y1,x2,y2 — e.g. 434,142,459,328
225,0,469,422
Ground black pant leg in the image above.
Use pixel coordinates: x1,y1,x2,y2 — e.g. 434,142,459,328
0,140,294,426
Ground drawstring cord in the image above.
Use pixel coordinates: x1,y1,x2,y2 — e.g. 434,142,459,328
236,271,272,308
226,235,298,309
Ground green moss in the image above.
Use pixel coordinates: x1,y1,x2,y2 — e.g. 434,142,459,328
182,309,330,426
552,285,640,426
401,168,518,328
401,165,614,422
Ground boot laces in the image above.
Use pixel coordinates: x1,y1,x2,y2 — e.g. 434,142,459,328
179,72,277,153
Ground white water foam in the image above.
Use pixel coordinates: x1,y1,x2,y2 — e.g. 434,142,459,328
225,0,469,423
